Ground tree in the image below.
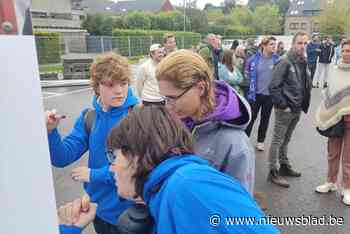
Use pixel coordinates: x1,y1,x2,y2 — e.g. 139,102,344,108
100,17,114,36
252,4,282,34
317,0,350,36
248,0,289,14
125,12,151,30
82,14,106,35
150,11,189,31
230,6,254,28
223,0,236,15
113,16,127,29
248,0,272,9
275,0,290,15
188,8,208,33
206,8,225,24
204,3,215,10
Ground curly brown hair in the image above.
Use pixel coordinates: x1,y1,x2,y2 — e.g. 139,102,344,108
90,52,131,96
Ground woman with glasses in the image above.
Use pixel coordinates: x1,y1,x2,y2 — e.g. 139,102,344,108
59,106,279,234
155,49,255,195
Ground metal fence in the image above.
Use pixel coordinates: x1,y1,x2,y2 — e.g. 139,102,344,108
35,35,203,66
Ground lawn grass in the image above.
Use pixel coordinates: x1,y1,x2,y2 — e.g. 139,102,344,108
39,64,63,74
39,56,145,74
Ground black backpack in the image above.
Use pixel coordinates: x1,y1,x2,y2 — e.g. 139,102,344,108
83,106,136,136
84,108,96,136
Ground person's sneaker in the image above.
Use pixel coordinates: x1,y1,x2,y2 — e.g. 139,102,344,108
279,164,301,177
315,182,337,193
267,169,290,188
256,142,264,151
343,189,350,206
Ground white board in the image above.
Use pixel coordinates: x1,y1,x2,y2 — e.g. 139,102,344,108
0,36,59,234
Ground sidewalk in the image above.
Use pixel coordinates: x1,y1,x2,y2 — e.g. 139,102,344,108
41,80,90,88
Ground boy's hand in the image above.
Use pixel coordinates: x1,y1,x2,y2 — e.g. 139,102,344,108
71,167,91,183
58,196,97,228
45,109,66,133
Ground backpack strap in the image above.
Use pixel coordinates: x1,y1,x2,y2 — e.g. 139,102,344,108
84,108,96,137
84,106,133,137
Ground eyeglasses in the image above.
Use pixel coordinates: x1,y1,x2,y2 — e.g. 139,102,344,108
162,85,194,106
106,149,117,164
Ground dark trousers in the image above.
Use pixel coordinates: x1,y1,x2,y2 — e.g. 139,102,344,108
245,94,273,143
93,216,120,234
308,62,317,82
142,100,165,106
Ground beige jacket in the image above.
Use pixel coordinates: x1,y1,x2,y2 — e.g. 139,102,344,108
136,59,163,102
316,62,350,130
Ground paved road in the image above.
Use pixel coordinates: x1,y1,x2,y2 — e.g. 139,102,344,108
42,83,350,233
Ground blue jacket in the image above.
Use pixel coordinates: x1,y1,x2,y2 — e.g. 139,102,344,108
60,225,81,234
218,62,244,95
245,51,280,101
49,88,138,225
143,155,280,234
306,41,320,64
59,155,280,234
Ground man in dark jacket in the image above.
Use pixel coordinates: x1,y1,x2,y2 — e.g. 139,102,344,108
268,32,312,188
313,36,335,88
306,34,321,84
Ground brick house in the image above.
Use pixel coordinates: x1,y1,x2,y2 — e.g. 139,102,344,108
82,0,175,14
284,0,333,36
114,0,175,13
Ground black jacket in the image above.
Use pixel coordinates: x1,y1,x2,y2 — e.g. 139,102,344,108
269,50,312,113
318,43,335,64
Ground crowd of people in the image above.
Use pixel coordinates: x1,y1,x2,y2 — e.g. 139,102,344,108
44,31,350,234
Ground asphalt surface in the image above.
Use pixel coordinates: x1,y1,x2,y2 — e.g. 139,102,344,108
42,82,350,234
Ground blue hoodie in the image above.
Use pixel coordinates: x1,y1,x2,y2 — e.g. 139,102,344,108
143,155,280,234
59,155,279,234
246,51,280,101
306,41,320,64
48,87,139,225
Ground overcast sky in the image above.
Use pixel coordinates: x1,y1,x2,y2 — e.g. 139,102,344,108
170,0,248,9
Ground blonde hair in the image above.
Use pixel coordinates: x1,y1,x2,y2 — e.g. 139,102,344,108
90,52,131,96
155,49,215,117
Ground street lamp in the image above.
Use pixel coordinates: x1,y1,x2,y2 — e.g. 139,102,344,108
183,0,186,32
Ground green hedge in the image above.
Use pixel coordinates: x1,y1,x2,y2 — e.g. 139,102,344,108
34,32,61,64
112,29,201,56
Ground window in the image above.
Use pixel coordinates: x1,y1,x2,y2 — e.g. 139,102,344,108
313,23,320,33
301,23,307,30
290,23,299,30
